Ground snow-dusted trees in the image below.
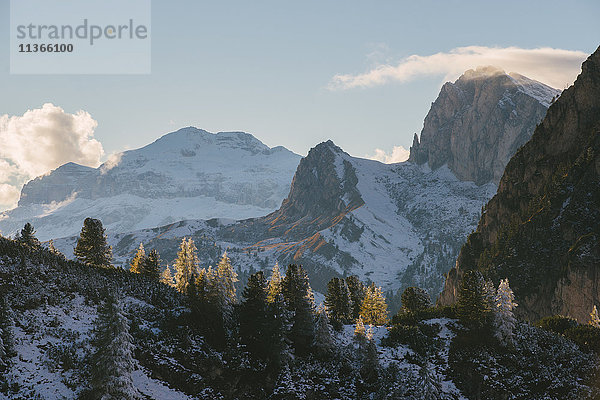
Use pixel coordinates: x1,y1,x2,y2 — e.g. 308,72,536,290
18,222,40,248
174,237,200,296
418,358,442,400
281,264,315,356
360,283,388,325
590,306,600,328
74,218,113,269
239,271,271,361
313,305,334,356
90,292,139,399
0,293,13,380
129,243,146,274
215,252,238,310
325,277,352,330
346,275,366,321
457,270,493,330
130,244,161,280
494,279,517,346
267,262,282,303
160,266,175,287
401,287,431,314
240,271,291,367
143,249,161,280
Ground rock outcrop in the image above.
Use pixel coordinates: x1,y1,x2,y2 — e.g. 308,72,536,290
438,47,600,323
409,66,559,185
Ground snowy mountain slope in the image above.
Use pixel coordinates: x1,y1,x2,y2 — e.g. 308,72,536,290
54,141,494,300
0,127,301,240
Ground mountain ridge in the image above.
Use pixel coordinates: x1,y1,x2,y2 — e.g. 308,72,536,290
438,46,600,322
409,66,559,185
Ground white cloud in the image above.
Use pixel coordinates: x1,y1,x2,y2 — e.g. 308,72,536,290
0,184,22,210
366,146,410,164
329,46,588,90
0,103,104,211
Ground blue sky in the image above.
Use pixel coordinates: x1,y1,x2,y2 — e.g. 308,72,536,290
0,0,598,208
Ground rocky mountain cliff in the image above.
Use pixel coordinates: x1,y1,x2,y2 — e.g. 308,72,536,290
439,47,600,323
0,127,301,240
409,66,560,185
54,140,494,300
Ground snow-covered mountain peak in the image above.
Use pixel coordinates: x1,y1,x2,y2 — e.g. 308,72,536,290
0,128,301,240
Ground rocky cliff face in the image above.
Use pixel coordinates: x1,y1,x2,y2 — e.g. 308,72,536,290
438,47,600,323
54,140,494,299
409,66,559,185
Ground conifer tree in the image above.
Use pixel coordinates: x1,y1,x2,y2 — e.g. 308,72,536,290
313,305,334,356
590,305,600,328
0,294,13,378
360,283,388,326
494,279,518,346
400,287,431,314
267,262,282,303
129,243,146,274
143,249,161,280
90,292,139,399
346,275,366,320
74,218,113,268
281,264,315,356
418,359,442,400
239,271,271,361
457,270,493,330
18,222,40,248
215,252,238,307
354,315,366,343
361,325,380,384
325,277,352,330
160,266,175,287
266,292,293,368
174,237,200,297
47,239,63,257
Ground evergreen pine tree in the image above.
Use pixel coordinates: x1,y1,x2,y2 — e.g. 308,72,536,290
590,305,600,328
267,292,293,368
313,305,334,356
160,266,175,287
360,283,388,326
74,218,113,268
346,275,366,320
129,243,146,274
0,294,13,378
215,252,238,307
239,271,271,362
18,222,40,247
361,326,380,384
494,279,518,346
173,237,200,297
142,249,161,280
354,315,366,344
281,264,315,356
47,239,63,257
457,270,493,331
267,262,282,303
90,292,139,400
325,277,352,330
400,287,431,314
418,359,443,400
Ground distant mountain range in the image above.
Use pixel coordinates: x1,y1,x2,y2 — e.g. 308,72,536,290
2,68,559,300
0,128,301,240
